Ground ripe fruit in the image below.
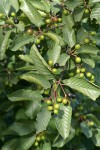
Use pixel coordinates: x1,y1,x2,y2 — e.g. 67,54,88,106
86,72,92,78
53,103,60,109
52,68,57,74
76,68,81,74
34,141,39,147
36,39,41,44
45,19,51,24
11,12,16,17
84,9,89,14
53,17,58,22
79,73,84,78
57,97,62,103
62,98,68,105
54,109,59,114
75,57,81,63
48,60,53,66
39,35,44,40
63,9,69,15
27,28,33,34
81,68,86,73
75,44,81,50
91,31,96,36
84,38,90,44
58,18,62,22
46,100,52,105
54,63,59,69
47,106,53,111
36,136,41,141
13,18,19,24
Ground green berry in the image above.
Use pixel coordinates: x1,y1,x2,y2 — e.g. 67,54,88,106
54,109,59,114
84,9,89,14
63,9,69,15
48,60,53,66
62,98,68,105
58,18,62,22
0,13,4,18
46,100,52,105
90,79,95,83
11,12,16,17
84,38,90,44
34,141,39,147
27,28,33,35
36,136,41,142
44,89,49,95
91,75,95,80
76,68,81,74
75,57,81,63
88,121,94,126
57,97,62,103
81,68,86,73
69,72,74,77
75,44,81,50
79,73,84,78
91,31,96,36
86,72,92,78
45,19,51,24
36,39,41,44
92,40,96,45
74,112,79,117
39,35,44,40
53,103,60,109
47,106,53,111
41,135,45,140
52,68,57,74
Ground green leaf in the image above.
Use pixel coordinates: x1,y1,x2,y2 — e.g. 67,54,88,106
58,53,70,66
74,7,84,22
19,54,34,64
9,0,19,12
90,4,100,23
63,77,100,100
80,121,92,138
25,101,41,119
29,0,50,13
20,0,43,27
82,54,95,68
30,44,53,79
20,72,51,89
89,0,100,3
65,0,83,10
8,89,42,101
92,129,100,147
63,26,76,48
77,27,88,44
47,42,61,64
55,105,72,139
9,121,35,136
62,14,74,28
0,29,11,60
0,0,10,16
35,106,51,134
11,34,34,51
41,142,51,150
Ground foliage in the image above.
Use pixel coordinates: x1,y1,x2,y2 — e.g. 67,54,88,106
0,0,100,149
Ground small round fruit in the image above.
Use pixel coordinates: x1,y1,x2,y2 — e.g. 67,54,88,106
69,72,74,77
39,35,44,40
58,18,62,22
74,112,79,117
84,38,90,44
79,73,84,78
45,19,51,24
62,98,68,105
90,79,95,83
54,109,59,114
54,63,59,69
92,40,96,45
11,12,16,17
91,31,96,36
75,57,81,63
46,100,52,105
63,9,69,15
76,68,81,74
57,97,62,103
27,28,33,34
0,13,4,18
91,75,95,80
47,106,53,111
44,89,49,95
88,121,94,126
81,68,86,73
53,103,60,109
41,135,45,140
13,18,19,24
75,44,81,50
34,141,39,147
68,93,75,99
36,39,41,44
52,68,57,74
84,9,89,14
53,17,58,22
54,23,58,27
48,60,53,66
36,136,41,141
86,72,92,78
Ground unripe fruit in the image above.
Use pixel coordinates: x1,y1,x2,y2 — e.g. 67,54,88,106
91,31,96,36
36,39,41,44
58,18,62,22
62,98,68,105
13,18,19,24
45,19,51,24
41,135,45,140
81,68,86,73
88,121,94,126
86,72,92,78
75,57,81,63
75,44,81,50
44,89,49,95
91,75,95,80
47,106,53,111
54,63,59,69
90,79,95,83
84,9,89,14
84,38,90,44
54,23,58,27
53,103,60,109
52,68,57,74
92,40,96,45
74,112,79,117
0,13,4,18
34,141,39,147
63,9,69,15
69,72,74,77
79,73,84,78
57,97,62,103
48,60,53,66
11,12,16,17
39,35,44,40
27,28,33,35
36,136,41,141
54,109,59,114
46,100,52,105
76,68,81,74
